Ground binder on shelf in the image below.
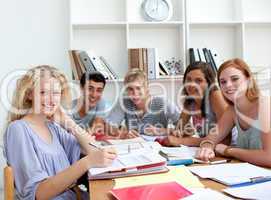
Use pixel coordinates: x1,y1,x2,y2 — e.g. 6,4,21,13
100,56,118,79
79,51,96,72
193,48,200,62
199,49,206,62
147,48,159,79
128,48,158,79
68,50,80,80
208,49,218,71
87,51,112,79
110,181,192,200
68,50,85,80
202,48,211,64
189,48,195,64
196,48,201,62
128,48,145,71
68,49,117,80
74,50,87,74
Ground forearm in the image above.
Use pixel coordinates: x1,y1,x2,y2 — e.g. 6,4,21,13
64,119,93,154
226,148,271,167
203,128,230,146
181,136,203,147
36,156,89,200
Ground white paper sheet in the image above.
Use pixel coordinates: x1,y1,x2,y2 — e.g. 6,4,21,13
183,188,233,200
223,181,271,200
188,163,271,186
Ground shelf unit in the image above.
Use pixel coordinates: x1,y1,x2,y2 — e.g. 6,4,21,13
70,0,185,79
70,0,271,101
186,0,271,73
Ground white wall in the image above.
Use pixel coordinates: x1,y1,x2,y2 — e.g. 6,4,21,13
0,0,70,192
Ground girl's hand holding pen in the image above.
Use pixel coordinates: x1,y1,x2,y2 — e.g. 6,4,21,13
87,145,117,168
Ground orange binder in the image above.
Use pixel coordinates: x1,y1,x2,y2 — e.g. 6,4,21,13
110,181,192,200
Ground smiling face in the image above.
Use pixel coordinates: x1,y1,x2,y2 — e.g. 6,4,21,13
126,79,148,107
31,77,62,116
184,69,208,97
82,80,104,109
219,67,249,103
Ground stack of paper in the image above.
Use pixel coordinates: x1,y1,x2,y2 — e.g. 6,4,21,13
183,188,233,200
223,181,271,200
189,163,271,186
159,146,199,165
114,166,204,189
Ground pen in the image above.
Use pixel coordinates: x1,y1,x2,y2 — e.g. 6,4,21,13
251,176,271,183
209,159,231,165
231,176,271,187
193,159,231,164
89,142,103,150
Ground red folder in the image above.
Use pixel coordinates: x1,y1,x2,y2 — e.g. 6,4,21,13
110,181,192,200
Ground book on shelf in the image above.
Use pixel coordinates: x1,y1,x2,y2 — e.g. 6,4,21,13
88,141,167,180
74,50,87,74
68,50,80,80
208,49,219,71
78,51,96,72
199,49,206,62
189,48,195,64
188,48,219,72
68,49,117,80
159,61,170,76
196,48,201,62
100,56,118,79
128,48,159,80
68,50,85,80
110,181,192,200
86,51,116,80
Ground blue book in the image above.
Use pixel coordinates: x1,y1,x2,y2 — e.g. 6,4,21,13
167,159,194,166
159,147,195,166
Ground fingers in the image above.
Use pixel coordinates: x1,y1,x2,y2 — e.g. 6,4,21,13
144,128,153,136
127,130,140,138
171,130,182,137
130,130,140,137
104,147,117,155
196,148,215,161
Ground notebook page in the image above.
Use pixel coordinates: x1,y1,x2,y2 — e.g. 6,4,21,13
189,163,271,182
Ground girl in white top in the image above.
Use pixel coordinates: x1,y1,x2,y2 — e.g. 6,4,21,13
196,58,271,167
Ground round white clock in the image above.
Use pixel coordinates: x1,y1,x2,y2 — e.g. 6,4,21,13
142,0,173,21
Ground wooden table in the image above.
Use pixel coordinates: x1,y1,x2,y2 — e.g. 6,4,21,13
89,170,228,200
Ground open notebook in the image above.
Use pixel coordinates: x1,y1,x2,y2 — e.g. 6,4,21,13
88,142,167,180
189,162,271,186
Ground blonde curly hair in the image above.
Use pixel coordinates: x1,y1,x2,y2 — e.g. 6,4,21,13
7,65,71,123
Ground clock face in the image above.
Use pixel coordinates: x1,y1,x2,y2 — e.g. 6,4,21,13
142,0,172,21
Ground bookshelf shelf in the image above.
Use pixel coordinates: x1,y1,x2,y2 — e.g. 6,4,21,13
72,22,127,29
70,0,271,81
70,0,186,81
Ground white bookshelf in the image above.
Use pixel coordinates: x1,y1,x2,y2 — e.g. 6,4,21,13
70,0,185,80
186,0,271,74
70,0,271,80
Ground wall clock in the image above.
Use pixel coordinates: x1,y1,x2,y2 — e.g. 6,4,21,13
142,0,173,21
